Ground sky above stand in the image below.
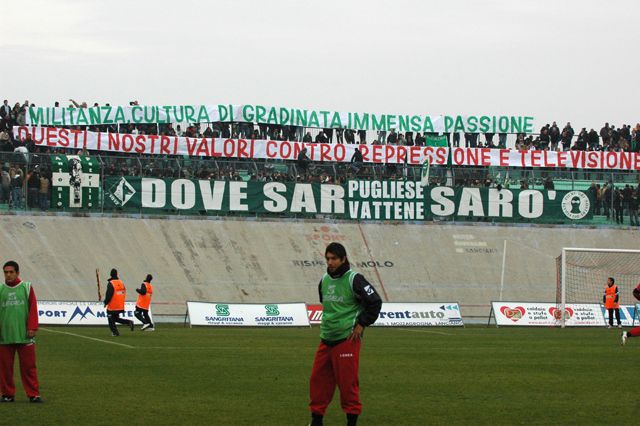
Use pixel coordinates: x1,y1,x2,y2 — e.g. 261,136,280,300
3,0,638,131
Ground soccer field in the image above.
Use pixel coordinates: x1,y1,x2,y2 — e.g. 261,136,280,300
4,325,637,425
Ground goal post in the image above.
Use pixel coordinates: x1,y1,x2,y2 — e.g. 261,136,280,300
556,248,640,328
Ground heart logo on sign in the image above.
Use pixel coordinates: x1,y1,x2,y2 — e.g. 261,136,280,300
549,307,574,320
500,306,526,321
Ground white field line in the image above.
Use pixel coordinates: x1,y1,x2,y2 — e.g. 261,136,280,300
394,328,456,336
41,329,241,350
41,328,135,349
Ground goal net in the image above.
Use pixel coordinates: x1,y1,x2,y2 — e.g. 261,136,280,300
556,248,640,327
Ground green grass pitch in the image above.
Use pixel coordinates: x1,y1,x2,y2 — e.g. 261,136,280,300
3,325,637,425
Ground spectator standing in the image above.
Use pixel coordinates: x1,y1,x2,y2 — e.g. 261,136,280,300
600,123,611,148
613,187,623,224
549,122,560,150
9,166,23,209
386,130,397,145
561,123,574,151
38,173,50,211
26,168,40,209
629,191,639,226
603,277,621,328
0,166,9,204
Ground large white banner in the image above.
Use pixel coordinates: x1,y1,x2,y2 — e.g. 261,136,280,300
14,126,446,165
371,302,463,327
187,302,310,327
38,301,144,325
26,104,534,134
15,126,640,170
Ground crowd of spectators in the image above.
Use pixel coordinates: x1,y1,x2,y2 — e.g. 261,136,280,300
1,98,640,225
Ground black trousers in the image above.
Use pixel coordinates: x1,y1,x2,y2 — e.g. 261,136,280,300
107,310,133,335
135,307,153,327
607,308,621,326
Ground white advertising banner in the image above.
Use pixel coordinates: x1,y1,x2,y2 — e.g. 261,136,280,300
187,302,310,327
38,301,143,325
371,302,463,327
491,302,607,326
600,304,637,327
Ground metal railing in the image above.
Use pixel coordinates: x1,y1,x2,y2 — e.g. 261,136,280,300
0,151,638,226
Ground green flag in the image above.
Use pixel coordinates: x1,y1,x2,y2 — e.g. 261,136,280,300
425,135,448,147
50,155,100,209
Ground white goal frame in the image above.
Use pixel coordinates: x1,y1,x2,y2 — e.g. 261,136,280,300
558,247,640,328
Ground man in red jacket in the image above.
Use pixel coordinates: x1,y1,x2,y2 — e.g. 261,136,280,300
0,260,42,403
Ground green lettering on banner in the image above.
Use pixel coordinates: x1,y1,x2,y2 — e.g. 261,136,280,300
185,106,195,123
353,113,369,130
422,116,434,133
197,106,210,123
218,105,230,122
76,108,88,126
242,105,254,122
279,108,290,125
255,105,266,123
410,116,422,132
398,115,410,133
479,116,491,133
131,106,143,123
330,112,342,129
296,109,308,127
28,108,43,126
24,104,536,134
100,178,593,224
386,115,397,131
371,114,385,131
453,116,465,132
88,107,101,125
308,111,319,128
267,107,278,124
467,116,478,132
444,116,454,133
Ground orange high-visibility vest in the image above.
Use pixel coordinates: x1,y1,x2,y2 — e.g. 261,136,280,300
136,282,153,310
107,279,126,311
605,285,619,309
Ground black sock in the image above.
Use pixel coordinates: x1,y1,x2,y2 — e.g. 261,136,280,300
311,412,323,426
347,413,358,426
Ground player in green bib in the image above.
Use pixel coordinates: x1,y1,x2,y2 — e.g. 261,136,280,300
309,243,382,426
0,261,42,403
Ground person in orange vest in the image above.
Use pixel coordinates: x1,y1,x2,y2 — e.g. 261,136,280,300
103,269,134,336
134,274,154,331
603,277,621,329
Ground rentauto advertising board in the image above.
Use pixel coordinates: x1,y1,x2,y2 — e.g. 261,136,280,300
38,301,143,325
187,302,310,327
306,302,463,326
491,302,636,326
372,302,463,327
